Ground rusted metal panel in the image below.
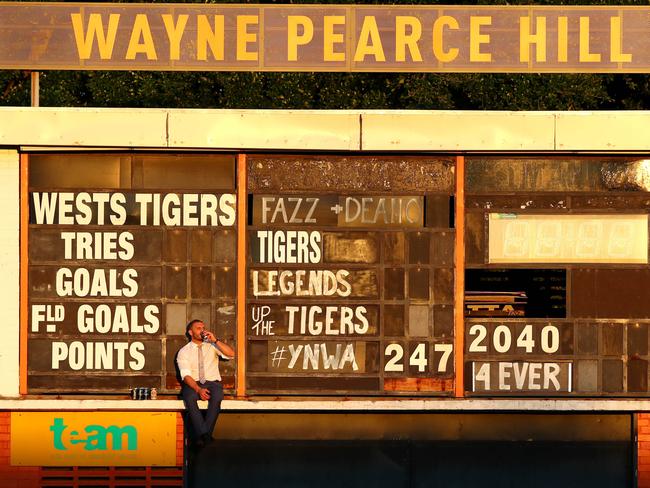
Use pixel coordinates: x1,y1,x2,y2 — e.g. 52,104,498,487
466,157,650,193
248,156,454,193
572,269,650,318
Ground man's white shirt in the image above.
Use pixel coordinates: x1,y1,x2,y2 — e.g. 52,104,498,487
177,341,229,382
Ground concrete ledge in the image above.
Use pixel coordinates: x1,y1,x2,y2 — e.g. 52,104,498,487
556,111,650,151
0,108,168,147
2,398,650,412
361,111,556,151
1,108,650,152
168,109,360,150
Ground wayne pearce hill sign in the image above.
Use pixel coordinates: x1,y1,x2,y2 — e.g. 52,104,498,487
0,3,649,73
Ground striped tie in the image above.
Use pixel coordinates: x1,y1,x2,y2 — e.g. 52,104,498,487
198,344,206,384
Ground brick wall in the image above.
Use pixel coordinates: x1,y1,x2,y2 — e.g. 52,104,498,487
639,414,650,487
176,412,185,466
0,411,40,488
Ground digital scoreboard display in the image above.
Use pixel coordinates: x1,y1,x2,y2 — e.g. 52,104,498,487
489,214,648,264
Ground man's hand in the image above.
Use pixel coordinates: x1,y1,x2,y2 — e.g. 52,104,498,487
197,387,211,401
203,331,217,343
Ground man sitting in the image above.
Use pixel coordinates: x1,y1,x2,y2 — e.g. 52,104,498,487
177,319,235,448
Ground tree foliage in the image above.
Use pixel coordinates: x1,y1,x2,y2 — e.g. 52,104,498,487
1,0,649,109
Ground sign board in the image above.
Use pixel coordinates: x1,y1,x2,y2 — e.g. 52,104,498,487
27,154,238,393
245,155,456,395
10,412,177,466
246,194,455,394
1,4,650,73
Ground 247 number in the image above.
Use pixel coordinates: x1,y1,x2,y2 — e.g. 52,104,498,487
384,343,453,373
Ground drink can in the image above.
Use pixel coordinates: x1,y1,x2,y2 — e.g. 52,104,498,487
137,387,144,400
131,388,137,400
151,388,158,400
144,388,150,400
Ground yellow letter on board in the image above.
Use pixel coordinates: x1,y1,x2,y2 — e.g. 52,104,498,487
557,16,568,63
71,13,120,60
354,16,386,62
610,16,632,63
287,16,314,61
520,16,547,63
126,14,157,60
395,16,422,62
324,16,346,62
432,16,459,63
469,16,492,62
162,14,188,61
197,15,225,61
237,15,259,61
579,17,601,62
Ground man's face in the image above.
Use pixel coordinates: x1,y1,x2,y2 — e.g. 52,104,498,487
189,321,205,341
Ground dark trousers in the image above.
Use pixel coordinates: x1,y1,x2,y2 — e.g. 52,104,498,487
181,380,224,440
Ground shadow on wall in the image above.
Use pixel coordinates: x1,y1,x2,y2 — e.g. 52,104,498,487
187,439,631,488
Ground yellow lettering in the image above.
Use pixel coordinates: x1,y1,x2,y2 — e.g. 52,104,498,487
197,15,225,61
610,16,632,63
324,16,345,62
470,16,492,62
287,16,314,62
353,16,385,62
520,16,546,63
395,16,422,62
557,16,568,63
162,14,188,61
237,15,258,61
579,17,600,62
432,16,459,63
71,13,120,60
125,14,157,60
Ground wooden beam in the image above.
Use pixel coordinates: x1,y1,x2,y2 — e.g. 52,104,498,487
454,155,465,398
236,154,247,398
19,153,28,395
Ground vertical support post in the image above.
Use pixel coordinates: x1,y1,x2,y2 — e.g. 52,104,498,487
454,155,465,398
19,154,28,395
236,154,247,398
30,72,39,107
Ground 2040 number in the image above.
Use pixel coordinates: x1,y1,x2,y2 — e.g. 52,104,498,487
467,324,559,354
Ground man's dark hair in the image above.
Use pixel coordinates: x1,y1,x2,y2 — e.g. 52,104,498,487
185,319,203,341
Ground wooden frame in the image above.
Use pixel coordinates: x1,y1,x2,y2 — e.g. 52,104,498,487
19,153,28,396
236,153,247,397
454,155,465,397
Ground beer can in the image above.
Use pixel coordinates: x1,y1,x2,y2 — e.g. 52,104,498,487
144,388,150,400
151,388,158,400
137,387,144,400
131,388,137,400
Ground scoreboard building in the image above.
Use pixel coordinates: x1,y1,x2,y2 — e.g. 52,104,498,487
2,3,650,488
